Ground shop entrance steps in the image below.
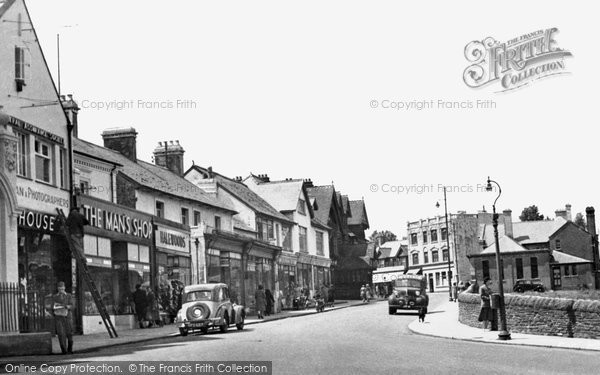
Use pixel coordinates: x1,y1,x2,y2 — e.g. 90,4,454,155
56,208,118,338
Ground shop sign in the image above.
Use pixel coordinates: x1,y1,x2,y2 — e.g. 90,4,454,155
156,226,189,253
9,115,65,145
80,198,153,239
17,209,56,231
15,185,70,208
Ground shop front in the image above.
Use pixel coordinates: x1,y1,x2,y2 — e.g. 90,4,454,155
79,195,153,333
277,252,298,310
154,221,192,322
297,253,331,297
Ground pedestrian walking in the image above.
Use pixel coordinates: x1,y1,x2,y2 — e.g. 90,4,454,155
360,285,367,303
255,285,266,319
265,289,275,316
328,284,335,307
132,284,147,328
146,286,159,328
65,206,89,258
478,277,494,330
452,282,458,302
47,281,74,354
366,284,373,302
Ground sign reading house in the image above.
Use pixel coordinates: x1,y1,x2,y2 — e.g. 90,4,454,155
156,225,190,253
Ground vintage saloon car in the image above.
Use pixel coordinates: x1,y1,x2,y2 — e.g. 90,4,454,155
176,283,245,336
387,274,428,315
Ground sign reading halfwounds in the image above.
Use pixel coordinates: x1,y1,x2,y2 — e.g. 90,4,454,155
156,225,190,253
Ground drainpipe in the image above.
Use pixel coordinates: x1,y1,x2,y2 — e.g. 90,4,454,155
109,164,117,203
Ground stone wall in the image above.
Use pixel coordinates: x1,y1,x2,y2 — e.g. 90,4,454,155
458,292,600,339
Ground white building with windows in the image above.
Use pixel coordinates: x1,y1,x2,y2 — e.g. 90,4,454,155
407,215,456,293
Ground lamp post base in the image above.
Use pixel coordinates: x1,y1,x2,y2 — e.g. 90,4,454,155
497,330,511,341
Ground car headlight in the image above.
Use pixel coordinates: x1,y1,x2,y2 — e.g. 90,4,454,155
415,291,421,296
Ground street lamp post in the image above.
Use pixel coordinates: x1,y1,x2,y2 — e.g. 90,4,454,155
486,177,511,341
437,186,453,302
194,237,200,284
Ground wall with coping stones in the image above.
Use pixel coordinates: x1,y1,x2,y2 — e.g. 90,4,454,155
458,292,600,339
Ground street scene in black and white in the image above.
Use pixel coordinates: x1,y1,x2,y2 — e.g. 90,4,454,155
1,0,600,374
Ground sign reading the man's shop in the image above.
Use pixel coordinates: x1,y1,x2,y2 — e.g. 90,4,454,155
80,197,153,240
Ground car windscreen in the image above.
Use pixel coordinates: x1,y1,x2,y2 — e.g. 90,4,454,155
393,279,423,288
185,290,212,302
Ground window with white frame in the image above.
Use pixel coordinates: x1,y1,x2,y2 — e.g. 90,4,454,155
316,231,324,255
298,199,306,215
15,46,27,91
181,207,189,225
156,200,164,218
193,210,201,226
16,131,29,177
256,217,275,241
412,253,419,265
34,139,52,183
299,226,308,252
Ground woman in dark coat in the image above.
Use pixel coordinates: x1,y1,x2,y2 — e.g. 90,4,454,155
146,286,159,328
265,289,275,316
255,285,266,319
478,277,493,330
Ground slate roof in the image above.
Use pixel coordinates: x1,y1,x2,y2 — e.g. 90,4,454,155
512,217,567,244
307,186,335,224
378,240,404,258
245,178,305,212
479,235,530,255
74,138,235,212
551,250,591,264
211,173,292,223
348,200,369,227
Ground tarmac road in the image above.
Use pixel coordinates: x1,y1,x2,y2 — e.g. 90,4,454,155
3,293,600,374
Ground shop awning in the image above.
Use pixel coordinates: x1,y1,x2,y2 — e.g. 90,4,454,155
405,267,423,275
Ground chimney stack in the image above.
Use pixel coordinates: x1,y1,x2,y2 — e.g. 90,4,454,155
61,94,80,138
555,209,568,220
566,204,572,221
102,127,138,162
153,140,185,176
503,209,513,238
303,178,313,188
586,207,597,237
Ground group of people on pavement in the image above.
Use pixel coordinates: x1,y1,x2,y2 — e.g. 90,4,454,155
254,285,276,319
359,284,374,303
132,283,161,328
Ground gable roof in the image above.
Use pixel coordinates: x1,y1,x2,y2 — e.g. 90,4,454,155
245,177,311,214
307,186,335,224
512,217,568,245
551,250,591,264
378,240,404,258
479,235,529,255
74,138,235,212
348,200,369,227
186,166,291,223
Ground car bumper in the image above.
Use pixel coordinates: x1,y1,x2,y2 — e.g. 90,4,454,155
179,318,223,329
388,300,423,309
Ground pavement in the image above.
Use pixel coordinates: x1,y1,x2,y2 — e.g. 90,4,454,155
43,299,368,355
408,299,600,352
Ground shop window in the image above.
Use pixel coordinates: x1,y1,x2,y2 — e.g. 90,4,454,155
34,139,52,184
299,226,308,252
516,258,523,279
155,201,164,218
98,237,111,258
441,271,447,285
127,243,140,261
84,235,98,255
181,207,189,225
316,231,324,255
435,272,440,286
139,245,150,263
193,210,201,226
16,131,29,177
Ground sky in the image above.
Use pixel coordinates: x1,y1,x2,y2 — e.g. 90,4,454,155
24,0,600,238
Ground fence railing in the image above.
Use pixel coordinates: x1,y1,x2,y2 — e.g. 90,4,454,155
0,282,51,333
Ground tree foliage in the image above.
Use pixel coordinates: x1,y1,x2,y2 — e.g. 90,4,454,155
369,230,397,245
519,205,545,221
574,213,586,229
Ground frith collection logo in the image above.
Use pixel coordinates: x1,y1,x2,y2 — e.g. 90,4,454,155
463,28,572,92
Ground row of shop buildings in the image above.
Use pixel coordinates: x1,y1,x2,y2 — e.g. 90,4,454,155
0,0,372,347
373,206,600,295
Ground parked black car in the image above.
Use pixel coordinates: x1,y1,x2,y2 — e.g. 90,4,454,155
513,280,545,293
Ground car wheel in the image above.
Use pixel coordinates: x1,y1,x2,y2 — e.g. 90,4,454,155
220,314,229,333
200,327,208,334
236,315,245,331
389,308,396,315
179,328,188,337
